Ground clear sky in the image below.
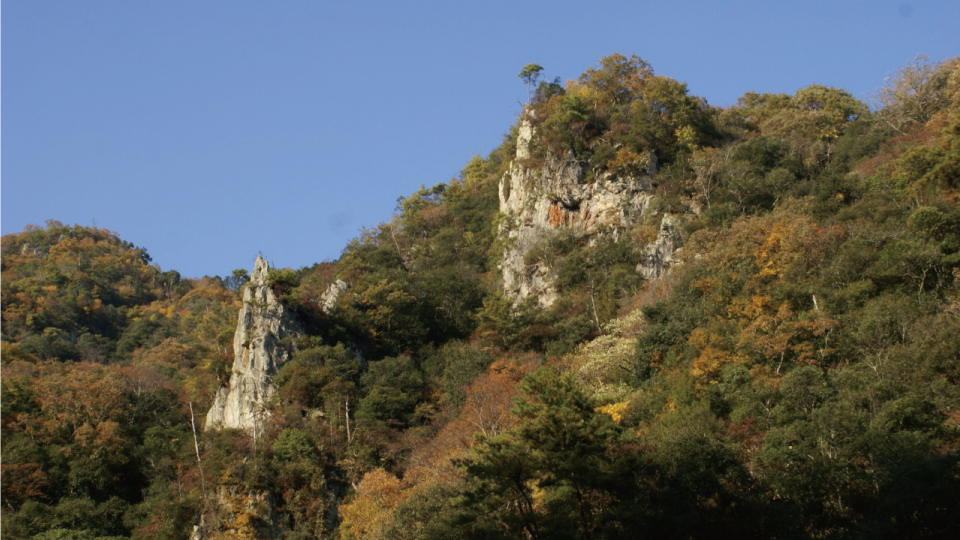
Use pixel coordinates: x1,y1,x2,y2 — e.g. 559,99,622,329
3,1,958,278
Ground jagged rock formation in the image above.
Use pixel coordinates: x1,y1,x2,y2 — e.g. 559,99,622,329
320,279,348,313
205,255,302,431
640,213,681,280
498,115,680,307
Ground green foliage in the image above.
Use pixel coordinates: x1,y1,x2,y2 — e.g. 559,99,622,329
1,221,164,362
381,481,466,540
453,367,638,539
721,84,868,172
640,405,782,538
265,266,301,306
115,313,176,357
359,355,427,426
224,268,250,292
475,294,539,349
528,54,716,173
273,428,317,462
4,54,960,539
435,341,493,408
515,231,646,354
634,294,706,383
518,63,544,100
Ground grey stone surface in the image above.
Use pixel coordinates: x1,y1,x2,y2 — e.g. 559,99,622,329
205,255,301,431
320,279,348,313
498,113,677,307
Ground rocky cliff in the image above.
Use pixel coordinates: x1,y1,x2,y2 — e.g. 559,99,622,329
498,115,681,307
205,255,302,431
639,213,680,280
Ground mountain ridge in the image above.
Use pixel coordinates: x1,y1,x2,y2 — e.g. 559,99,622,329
3,53,960,539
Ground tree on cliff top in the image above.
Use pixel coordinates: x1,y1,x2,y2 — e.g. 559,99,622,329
519,63,544,101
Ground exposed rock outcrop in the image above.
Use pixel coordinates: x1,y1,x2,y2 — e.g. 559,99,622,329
320,279,348,313
205,255,301,432
640,213,681,280
498,114,679,307
192,485,292,540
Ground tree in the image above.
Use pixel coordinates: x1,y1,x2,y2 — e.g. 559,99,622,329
339,468,405,540
224,269,249,292
874,55,954,134
455,367,638,539
688,147,722,208
519,63,544,101
579,53,652,106
358,355,427,426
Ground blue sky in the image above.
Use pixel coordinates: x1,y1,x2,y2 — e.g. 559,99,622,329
3,1,958,278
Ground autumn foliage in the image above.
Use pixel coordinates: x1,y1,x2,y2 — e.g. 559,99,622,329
4,55,960,539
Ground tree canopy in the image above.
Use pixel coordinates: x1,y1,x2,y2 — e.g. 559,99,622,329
3,54,959,540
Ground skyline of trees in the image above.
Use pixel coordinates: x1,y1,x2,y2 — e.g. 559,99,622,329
3,53,959,539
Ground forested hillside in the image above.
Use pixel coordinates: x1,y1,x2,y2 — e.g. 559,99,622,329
3,54,959,539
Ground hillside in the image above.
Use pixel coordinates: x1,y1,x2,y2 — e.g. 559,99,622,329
3,54,960,540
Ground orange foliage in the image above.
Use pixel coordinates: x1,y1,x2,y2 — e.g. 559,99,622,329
608,147,650,177
406,354,533,486
1,462,49,509
131,338,192,374
679,204,845,386
739,303,839,371
22,362,127,443
122,363,176,395
339,468,406,540
340,353,537,538
727,294,773,320
688,328,740,380
72,420,126,462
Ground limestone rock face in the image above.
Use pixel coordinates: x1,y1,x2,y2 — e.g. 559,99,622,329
320,279,348,313
205,255,301,431
639,213,681,280
498,115,673,307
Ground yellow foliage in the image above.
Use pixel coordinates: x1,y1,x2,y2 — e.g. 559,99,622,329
117,283,136,297
568,82,600,103
209,491,270,540
755,227,785,279
339,468,406,540
689,346,727,380
608,147,651,177
687,328,743,384
595,402,629,425
727,294,772,320
630,224,659,246
664,396,676,413
692,276,717,294
675,125,699,151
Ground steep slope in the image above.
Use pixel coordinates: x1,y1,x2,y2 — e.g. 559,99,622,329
4,54,959,540
495,55,714,310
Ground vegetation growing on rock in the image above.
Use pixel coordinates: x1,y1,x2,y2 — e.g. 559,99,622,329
3,54,960,539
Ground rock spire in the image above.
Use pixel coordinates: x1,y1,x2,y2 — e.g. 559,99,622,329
205,255,301,431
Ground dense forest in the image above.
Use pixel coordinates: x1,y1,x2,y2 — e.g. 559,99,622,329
3,54,959,539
